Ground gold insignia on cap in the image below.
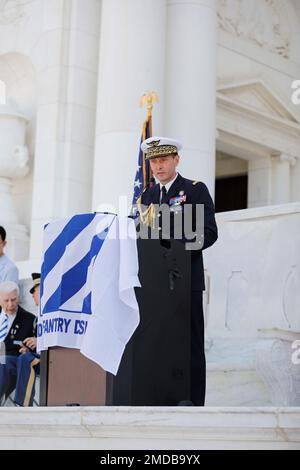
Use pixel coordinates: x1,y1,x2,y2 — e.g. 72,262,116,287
145,145,178,159
147,140,161,147
192,180,201,185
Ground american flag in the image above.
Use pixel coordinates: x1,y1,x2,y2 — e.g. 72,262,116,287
132,116,152,204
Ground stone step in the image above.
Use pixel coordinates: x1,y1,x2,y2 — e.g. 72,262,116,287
0,406,299,449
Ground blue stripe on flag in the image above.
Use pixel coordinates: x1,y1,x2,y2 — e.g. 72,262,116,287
82,292,92,314
42,227,108,314
40,213,96,300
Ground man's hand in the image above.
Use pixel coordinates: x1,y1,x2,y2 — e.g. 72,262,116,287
19,337,37,354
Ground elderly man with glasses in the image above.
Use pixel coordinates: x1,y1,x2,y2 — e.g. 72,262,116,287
0,281,36,405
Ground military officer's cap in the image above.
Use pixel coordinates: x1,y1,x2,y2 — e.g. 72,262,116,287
141,136,182,160
30,272,41,294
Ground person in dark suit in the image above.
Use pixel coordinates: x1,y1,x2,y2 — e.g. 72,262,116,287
0,281,36,404
14,273,41,407
138,136,218,406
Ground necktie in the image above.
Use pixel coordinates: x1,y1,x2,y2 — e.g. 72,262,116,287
0,314,8,342
160,186,167,204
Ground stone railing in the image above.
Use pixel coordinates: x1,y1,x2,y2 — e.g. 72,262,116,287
204,203,300,406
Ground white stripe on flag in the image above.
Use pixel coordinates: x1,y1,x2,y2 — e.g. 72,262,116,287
80,217,140,375
41,216,108,309
59,255,96,312
43,217,72,248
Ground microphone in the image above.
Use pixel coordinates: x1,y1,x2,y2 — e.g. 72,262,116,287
148,176,155,188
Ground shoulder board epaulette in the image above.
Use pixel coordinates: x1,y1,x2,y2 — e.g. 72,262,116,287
192,180,201,186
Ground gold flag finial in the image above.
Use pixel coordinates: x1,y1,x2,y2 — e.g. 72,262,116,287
140,91,158,118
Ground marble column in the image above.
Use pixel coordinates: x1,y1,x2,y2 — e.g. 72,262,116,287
164,0,217,196
248,158,272,208
0,104,29,260
271,154,296,205
291,156,300,203
92,0,167,211
30,0,100,259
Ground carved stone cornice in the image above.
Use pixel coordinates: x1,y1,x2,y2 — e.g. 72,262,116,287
0,0,32,26
216,79,300,160
218,0,291,59
271,153,297,166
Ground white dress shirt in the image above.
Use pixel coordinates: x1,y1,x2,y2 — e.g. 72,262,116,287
157,173,178,202
158,173,178,193
0,254,19,284
0,310,17,340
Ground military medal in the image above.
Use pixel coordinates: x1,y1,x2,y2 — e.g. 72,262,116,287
169,193,186,206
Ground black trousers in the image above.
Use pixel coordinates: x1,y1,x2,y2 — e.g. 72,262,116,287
191,290,206,406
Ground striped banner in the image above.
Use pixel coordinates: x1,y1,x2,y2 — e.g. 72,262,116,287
37,213,140,375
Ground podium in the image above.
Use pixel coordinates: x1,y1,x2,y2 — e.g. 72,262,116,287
39,348,106,406
40,238,191,406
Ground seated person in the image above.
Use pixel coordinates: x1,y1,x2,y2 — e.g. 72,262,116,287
14,273,41,407
0,281,36,405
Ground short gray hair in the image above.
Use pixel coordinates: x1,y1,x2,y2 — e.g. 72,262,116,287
0,281,19,297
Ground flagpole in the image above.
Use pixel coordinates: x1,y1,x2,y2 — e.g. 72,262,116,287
140,90,158,122
140,92,158,185
132,92,159,211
